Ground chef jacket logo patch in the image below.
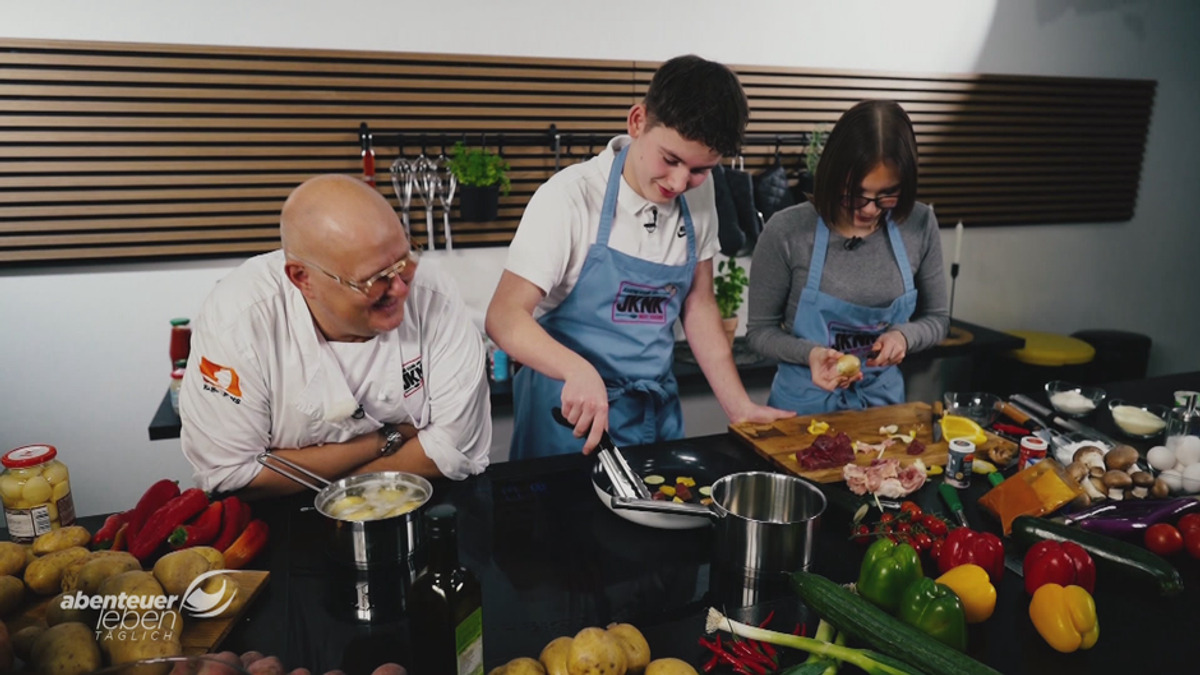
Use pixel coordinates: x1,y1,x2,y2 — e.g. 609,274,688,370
199,356,242,403
612,282,672,324
828,321,889,357
403,357,424,398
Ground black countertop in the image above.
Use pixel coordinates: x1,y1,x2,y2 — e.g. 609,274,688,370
201,370,1199,674
149,319,1023,440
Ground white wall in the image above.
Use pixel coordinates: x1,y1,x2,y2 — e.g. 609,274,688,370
2,0,1197,515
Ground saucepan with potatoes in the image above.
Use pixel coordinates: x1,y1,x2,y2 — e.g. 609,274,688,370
256,452,432,570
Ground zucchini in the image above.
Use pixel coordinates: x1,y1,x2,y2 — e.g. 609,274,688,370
1011,515,1184,597
791,572,1003,675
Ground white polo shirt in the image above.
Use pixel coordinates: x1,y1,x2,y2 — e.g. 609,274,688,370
180,250,491,492
505,135,720,318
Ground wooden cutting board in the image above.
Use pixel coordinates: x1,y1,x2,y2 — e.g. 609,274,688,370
7,570,269,655
729,401,1016,484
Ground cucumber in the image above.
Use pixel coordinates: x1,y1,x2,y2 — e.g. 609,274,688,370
1011,515,1183,597
791,572,1003,675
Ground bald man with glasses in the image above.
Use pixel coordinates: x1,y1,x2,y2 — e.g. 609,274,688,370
181,175,491,497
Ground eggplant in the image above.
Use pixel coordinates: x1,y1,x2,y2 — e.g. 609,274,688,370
1073,497,1200,538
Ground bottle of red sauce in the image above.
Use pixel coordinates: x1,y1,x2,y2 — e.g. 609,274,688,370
169,318,192,366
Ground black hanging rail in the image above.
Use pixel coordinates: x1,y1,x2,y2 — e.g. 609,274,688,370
359,122,816,172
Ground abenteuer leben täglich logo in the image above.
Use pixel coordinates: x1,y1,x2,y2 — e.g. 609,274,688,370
61,569,238,642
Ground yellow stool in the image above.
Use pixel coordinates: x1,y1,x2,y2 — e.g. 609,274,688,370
1006,331,1096,367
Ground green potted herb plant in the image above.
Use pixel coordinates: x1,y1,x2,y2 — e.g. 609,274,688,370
714,257,749,346
447,141,511,222
798,125,827,197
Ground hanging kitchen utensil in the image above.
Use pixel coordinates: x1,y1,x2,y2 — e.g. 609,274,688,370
390,152,414,238
437,146,457,251
411,147,438,250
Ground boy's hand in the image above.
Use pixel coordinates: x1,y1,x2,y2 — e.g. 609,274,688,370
560,363,610,454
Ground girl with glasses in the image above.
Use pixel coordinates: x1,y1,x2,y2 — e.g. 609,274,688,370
746,100,950,414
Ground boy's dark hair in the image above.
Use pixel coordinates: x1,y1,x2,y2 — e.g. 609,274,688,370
643,55,749,158
813,100,919,224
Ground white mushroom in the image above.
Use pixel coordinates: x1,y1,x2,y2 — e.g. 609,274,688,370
1082,476,1108,501
1074,446,1107,472
1131,487,1149,499
1105,445,1140,472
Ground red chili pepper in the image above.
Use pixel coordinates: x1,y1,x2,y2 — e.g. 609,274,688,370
801,623,808,637
793,623,802,636
732,641,771,670
758,609,776,628
223,519,269,569
91,511,130,550
130,488,209,561
126,479,181,542
759,640,777,661
703,652,720,673
166,500,223,550
213,496,251,553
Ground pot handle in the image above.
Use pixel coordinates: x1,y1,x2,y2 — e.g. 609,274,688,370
611,496,720,519
256,452,331,494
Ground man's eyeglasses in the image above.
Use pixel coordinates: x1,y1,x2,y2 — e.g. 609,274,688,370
293,251,418,299
841,194,900,211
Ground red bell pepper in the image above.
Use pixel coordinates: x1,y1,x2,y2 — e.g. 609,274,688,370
213,496,251,553
224,519,269,570
937,527,1005,582
130,488,210,561
1023,540,1096,595
91,511,130,550
167,500,224,550
126,479,181,542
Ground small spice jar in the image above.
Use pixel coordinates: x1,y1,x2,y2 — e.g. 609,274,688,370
1,445,76,543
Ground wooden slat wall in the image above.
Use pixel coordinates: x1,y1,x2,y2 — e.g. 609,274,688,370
0,39,1154,263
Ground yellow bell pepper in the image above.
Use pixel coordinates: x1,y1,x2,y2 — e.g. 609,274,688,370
1029,584,1099,653
808,419,830,435
936,564,996,624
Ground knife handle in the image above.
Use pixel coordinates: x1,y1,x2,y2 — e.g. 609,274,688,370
932,400,944,417
938,481,963,512
996,401,1034,427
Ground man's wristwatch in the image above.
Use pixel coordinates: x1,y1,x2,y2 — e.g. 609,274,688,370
378,424,405,457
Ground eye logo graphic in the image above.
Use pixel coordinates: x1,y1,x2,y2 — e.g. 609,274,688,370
181,570,238,619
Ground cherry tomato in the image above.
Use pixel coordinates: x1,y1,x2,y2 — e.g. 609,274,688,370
897,522,913,534
929,539,944,560
900,501,923,518
853,525,872,545
912,533,933,553
886,534,899,543
880,513,896,524
880,524,894,534
1185,527,1200,561
1145,523,1184,556
1178,513,1200,536
922,515,948,538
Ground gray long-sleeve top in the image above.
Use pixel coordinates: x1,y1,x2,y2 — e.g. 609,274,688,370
746,201,949,366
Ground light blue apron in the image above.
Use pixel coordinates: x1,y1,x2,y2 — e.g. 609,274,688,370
510,145,697,459
767,216,918,415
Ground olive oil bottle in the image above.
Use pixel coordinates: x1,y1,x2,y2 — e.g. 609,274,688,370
408,504,484,675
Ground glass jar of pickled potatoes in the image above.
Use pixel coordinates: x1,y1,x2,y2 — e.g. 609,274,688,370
1,445,76,543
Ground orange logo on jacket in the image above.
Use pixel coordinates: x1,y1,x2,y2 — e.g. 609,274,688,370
199,357,242,397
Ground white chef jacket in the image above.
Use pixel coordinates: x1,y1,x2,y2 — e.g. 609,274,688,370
505,135,720,318
180,250,491,493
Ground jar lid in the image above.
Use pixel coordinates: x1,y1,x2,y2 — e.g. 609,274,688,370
171,370,185,379
170,318,191,327
3,444,58,468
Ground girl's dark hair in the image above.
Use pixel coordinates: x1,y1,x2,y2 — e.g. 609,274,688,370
643,55,749,158
813,100,919,224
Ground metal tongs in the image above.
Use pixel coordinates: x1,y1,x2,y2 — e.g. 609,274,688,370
551,407,650,501
255,451,332,494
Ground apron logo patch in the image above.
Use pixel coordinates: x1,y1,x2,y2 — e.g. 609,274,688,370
199,356,243,404
402,357,424,398
612,282,672,324
828,321,889,356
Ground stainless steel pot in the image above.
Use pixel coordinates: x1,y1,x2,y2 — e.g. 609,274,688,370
612,471,826,573
256,453,433,569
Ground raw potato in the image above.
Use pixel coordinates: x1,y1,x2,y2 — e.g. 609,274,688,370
836,354,861,377
0,544,25,577
539,636,574,675
189,546,226,571
102,608,183,675
98,570,166,603
567,627,627,675
11,624,44,661
194,573,247,619
153,549,210,596
606,624,651,675
44,592,99,628
24,546,89,595
0,576,23,616
644,659,698,675
70,552,141,595
0,622,11,675
502,658,546,675
30,622,102,675
32,526,91,556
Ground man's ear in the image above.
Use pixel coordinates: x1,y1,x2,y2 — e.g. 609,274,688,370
627,103,648,138
284,261,312,295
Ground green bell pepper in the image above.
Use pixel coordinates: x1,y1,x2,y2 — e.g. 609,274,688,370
856,538,924,613
896,578,969,651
